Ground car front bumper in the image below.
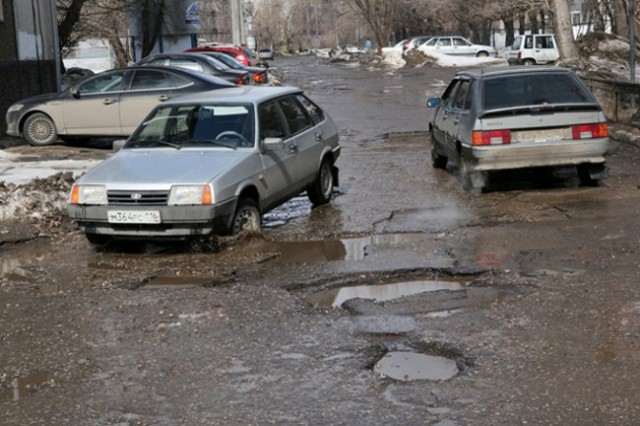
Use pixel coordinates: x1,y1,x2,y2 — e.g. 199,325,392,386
462,137,609,172
68,197,237,238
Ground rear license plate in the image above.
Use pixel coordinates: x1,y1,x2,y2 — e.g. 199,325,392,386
513,128,570,142
107,210,161,224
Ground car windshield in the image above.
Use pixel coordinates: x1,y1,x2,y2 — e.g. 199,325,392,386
127,104,255,149
481,73,592,110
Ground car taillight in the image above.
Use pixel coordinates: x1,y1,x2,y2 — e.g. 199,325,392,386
252,72,264,84
235,75,246,85
472,130,511,146
571,122,608,139
518,51,522,60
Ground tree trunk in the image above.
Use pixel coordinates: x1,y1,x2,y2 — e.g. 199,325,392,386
614,0,630,37
553,0,579,59
503,17,515,47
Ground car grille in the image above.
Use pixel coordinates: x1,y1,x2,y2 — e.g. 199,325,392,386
107,190,169,206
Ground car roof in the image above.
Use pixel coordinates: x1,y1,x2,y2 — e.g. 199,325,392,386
166,86,304,105
455,66,574,79
122,64,235,86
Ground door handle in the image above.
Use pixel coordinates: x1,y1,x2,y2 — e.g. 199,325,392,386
103,98,116,105
288,144,298,153
315,131,323,141
158,95,169,102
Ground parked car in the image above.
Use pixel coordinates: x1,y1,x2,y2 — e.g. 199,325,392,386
402,35,434,53
5,66,234,146
190,50,269,85
67,86,342,244
185,45,258,67
258,48,274,61
419,36,497,57
135,52,251,85
426,67,609,191
508,33,560,65
382,39,410,53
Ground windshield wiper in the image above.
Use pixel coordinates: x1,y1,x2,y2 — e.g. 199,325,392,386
127,139,181,150
183,139,237,150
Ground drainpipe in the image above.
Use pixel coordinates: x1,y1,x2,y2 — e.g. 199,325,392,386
49,0,61,91
631,0,635,83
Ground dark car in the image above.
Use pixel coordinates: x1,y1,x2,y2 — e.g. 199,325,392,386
5,66,234,146
185,45,258,67
134,52,250,85
426,67,609,191
188,50,269,85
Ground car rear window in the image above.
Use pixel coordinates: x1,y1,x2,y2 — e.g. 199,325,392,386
481,73,592,110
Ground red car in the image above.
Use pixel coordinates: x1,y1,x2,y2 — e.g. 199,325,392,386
186,45,258,67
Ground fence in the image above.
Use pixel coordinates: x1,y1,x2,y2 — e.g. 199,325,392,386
582,76,640,124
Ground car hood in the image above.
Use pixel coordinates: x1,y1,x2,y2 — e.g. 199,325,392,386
15,90,67,107
78,148,251,188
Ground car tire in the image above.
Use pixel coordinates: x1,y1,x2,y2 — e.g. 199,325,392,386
85,233,110,246
476,51,489,57
24,113,58,146
230,198,261,235
458,151,485,193
523,58,536,66
430,133,448,169
307,159,334,206
577,163,603,186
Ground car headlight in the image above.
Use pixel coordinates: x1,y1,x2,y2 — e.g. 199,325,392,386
70,185,107,205
168,185,213,205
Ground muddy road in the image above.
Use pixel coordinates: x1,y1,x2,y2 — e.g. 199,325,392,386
2,55,640,425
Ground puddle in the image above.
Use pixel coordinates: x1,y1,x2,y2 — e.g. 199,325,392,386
308,280,464,308
374,351,458,381
249,233,448,264
140,275,215,289
0,372,53,401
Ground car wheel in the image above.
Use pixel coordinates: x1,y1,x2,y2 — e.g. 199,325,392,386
85,233,110,246
430,132,448,169
458,152,485,193
24,113,58,146
307,159,334,206
523,58,535,66
230,198,261,235
476,51,489,57
577,163,603,186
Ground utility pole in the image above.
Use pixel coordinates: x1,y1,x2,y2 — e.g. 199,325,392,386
631,0,636,83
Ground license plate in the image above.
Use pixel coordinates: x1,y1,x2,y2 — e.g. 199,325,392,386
513,128,570,142
107,210,161,224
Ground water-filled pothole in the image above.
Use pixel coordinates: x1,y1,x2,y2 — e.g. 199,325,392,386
307,280,464,308
374,351,459,381
0,371,53,401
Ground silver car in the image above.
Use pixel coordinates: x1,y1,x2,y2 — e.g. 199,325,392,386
427,67,609,191
419,36,497,57
5,66,234,146
68,86,341,244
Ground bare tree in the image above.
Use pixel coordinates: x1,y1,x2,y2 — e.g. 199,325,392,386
343,0,400,52
553,0,578,58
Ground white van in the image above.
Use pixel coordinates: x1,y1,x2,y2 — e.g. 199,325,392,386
508,34,560,65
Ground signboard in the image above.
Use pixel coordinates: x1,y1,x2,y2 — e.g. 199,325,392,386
186,1,200,29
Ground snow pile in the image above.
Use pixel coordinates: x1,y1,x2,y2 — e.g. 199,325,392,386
381,49,406,68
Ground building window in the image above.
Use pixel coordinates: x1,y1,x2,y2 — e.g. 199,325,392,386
0,0,4,22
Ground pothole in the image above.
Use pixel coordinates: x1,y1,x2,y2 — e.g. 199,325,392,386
307,280,464,308
374,351,459,381
0,371,54,402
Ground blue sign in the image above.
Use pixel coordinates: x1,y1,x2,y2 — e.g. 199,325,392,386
186,1,200,28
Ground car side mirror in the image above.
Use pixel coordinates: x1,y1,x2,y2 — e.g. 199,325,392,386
263,137,284,151
426,98,441,108
70,88,80,99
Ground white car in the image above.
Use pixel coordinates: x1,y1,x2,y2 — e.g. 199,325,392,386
68,86,341,244
419,36,497,57
508,34,560,65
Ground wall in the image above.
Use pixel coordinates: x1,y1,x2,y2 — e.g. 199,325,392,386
0,0,57,136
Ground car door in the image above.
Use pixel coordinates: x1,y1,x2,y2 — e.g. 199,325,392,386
277,95,320,187
435,37,453,55
452,37,474,56
432,78,467,159
61,70,125,135
118,69,181,134
533,35,560,63
258,100,300,209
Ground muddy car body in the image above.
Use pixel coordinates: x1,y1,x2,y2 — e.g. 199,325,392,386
427,67,609,190
68,86,341,244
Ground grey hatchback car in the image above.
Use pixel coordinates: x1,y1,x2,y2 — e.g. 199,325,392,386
68,86,341,244
427,67,609,191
